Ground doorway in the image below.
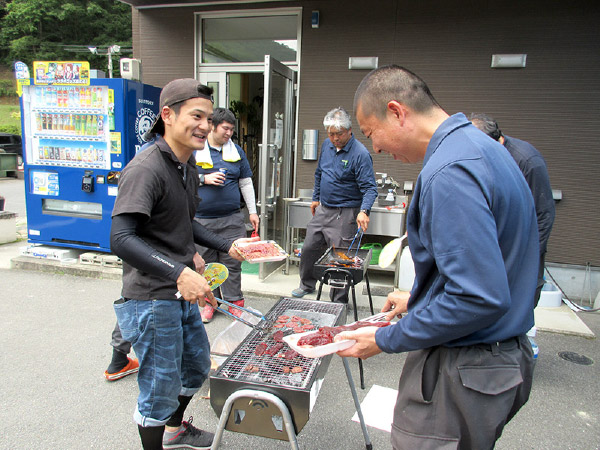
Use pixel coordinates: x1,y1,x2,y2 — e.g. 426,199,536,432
199,57,296,280
199,70,264,229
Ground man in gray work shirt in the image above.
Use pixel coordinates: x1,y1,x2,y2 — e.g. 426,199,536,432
291,107,377,304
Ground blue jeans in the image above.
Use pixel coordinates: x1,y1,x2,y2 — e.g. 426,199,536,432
114,299,210,427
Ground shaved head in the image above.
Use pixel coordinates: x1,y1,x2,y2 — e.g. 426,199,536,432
354,65,442,119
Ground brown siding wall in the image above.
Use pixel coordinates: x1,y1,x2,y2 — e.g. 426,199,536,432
296,0,600,267
132,0,600,266
133,6,199,84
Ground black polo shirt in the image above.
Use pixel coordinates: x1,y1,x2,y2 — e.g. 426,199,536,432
112,136,199,300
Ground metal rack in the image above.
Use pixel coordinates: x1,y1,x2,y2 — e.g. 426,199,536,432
212,358,373,450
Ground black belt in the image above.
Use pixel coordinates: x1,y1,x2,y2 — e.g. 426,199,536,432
476,336,523,354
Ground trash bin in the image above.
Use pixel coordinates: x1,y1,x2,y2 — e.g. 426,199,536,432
0,153,18,177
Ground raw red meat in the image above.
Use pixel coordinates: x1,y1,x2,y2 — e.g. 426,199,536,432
301,324,314,331
235,242,283,260
297,321,391,347
265,342,284,356
272,330,284,342
283,348,298,360
254,342,268,356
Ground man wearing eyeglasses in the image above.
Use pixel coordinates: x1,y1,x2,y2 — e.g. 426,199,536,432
193,107,259,323
291,107,378,304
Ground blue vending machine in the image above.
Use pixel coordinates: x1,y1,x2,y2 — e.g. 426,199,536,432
21,77,161,252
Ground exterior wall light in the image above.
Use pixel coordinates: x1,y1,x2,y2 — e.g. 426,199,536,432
349,57,379,70
491,54,527,68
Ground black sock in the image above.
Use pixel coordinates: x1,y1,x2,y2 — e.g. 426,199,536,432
137,425,165,450
106,348,129,373
165,395,193,427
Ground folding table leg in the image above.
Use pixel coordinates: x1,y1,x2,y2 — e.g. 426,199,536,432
342,357,373,450
364,272,375,315
351,283,366,390
315,280,324,301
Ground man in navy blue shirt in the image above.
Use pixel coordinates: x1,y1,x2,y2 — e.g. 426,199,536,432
194,108,259,323
470,113,555,307
337,66,538,449
291,107,377,304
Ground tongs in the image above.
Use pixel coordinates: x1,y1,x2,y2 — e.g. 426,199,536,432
214,297,269,331
347,226,364,258
361,312,390,323
174,262,268,330
330,226,365,265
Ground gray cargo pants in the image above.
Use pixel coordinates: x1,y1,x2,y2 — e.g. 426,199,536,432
299,204,360,303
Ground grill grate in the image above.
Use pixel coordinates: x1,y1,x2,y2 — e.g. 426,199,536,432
216,298,343,389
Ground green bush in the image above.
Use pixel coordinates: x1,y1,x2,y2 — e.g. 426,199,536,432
0,124,20,134
0,80,18,97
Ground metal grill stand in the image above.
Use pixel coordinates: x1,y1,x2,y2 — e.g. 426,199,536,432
211,359,373,450
315,267,375,389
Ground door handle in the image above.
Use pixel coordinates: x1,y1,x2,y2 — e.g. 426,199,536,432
257,200,277,209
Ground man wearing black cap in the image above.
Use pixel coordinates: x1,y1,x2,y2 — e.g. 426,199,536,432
111,78,253,450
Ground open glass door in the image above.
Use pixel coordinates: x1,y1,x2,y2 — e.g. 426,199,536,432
258,55,296,280
198,72,227,108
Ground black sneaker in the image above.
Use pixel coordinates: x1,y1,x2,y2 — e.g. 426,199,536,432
163,417,214,450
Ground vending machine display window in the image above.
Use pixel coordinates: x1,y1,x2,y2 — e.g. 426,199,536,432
26,85,110,170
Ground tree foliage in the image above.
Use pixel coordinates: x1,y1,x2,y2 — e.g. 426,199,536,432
0,0,132,72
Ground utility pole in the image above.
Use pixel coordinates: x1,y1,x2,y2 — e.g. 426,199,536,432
88,45,121,78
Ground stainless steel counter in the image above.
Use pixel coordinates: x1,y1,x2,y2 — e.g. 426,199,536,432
288,201,406,237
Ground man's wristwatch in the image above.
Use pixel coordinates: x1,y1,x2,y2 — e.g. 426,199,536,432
199,173,205,184
360,209,370,216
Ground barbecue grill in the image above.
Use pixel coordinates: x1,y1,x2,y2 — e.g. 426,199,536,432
314,246,375,390
210,297,373,449
314,246,372,285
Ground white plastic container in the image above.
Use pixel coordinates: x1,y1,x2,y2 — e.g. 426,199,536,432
397,246,415,291
537,283,563,308
283,330,355,358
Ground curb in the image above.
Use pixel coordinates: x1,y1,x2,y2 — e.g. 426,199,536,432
11,255,122,280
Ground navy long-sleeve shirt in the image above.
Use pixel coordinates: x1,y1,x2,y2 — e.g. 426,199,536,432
376,114,539,352
503,135,555,254
312,134,377,211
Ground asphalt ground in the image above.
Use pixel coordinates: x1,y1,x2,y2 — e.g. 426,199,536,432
1,268,599,450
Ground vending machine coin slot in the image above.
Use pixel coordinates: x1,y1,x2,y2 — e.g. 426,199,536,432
82,170,94,193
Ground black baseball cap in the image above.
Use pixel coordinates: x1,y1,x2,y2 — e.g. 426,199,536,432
148,78,214,136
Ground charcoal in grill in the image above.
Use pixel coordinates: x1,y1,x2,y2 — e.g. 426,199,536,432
314,246,372,285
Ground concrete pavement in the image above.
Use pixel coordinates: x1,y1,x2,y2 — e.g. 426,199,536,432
1,268,599,449
1,176,599,449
